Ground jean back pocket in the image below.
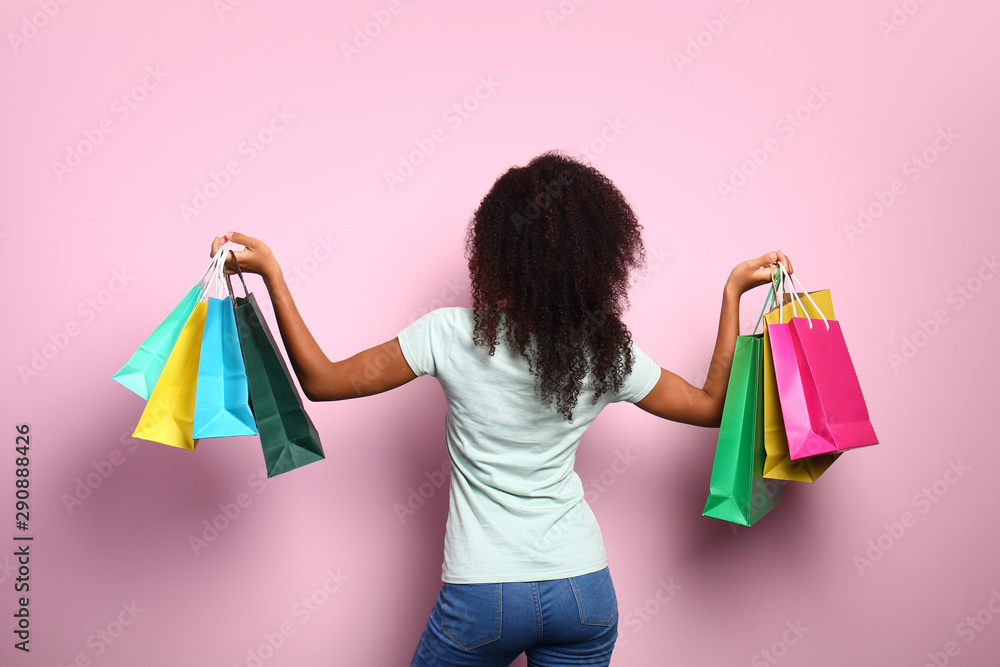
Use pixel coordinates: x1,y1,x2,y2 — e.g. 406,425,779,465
569,568,618,627
440,582,503,650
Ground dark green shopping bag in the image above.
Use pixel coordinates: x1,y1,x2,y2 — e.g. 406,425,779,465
702,293,782,526
227,258,324,477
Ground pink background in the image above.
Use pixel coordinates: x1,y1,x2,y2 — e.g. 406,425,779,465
2,0,999,664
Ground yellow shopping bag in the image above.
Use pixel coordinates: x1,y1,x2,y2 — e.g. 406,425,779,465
762,286,840,481
132,301,208,450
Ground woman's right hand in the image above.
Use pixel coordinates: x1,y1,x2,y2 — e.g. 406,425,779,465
725,250,793,297
210,231,279,280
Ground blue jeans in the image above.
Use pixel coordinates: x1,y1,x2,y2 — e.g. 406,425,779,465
409,567,618,666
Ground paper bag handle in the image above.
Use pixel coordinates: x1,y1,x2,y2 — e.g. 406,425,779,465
224,252,250,300
776,264,829,330
751,278,777,336
198,249,230,301
213,250,231,300
196,251,226,292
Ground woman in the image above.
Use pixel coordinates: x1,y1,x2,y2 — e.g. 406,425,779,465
210,151,791,666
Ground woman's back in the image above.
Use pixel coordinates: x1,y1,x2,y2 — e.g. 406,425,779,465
398,306,660,583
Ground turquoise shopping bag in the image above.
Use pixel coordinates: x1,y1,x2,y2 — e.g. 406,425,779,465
113,256,218,399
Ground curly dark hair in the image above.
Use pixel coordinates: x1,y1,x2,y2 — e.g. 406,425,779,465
465,151,646,421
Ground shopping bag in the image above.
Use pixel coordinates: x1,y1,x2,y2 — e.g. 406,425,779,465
193,251,258,439
703,293,782,526
132,300,208,450
768,267,878,460
227,257,324,477
762,270,840,481
113,256,218,399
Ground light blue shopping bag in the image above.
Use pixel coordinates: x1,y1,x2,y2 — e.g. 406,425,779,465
193,252,257,438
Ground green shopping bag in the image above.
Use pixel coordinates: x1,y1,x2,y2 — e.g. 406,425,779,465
227,257,324,477
702,292,782,526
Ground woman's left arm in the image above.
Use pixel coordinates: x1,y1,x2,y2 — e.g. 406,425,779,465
212,232,417,402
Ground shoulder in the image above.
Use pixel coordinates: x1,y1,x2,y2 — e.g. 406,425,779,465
399,307,473,346
404,306,468,326
398,308,473,377
616,337,661,402
411,306,472,328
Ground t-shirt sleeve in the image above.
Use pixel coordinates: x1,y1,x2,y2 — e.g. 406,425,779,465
396,308,458,378
616,340,661,403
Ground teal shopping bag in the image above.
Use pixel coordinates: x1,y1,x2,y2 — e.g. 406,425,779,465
703,291,782,526
193,252,258,439
113,255,220,399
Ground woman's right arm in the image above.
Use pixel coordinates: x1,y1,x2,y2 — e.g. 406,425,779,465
211,232,417,402
634,250,791,427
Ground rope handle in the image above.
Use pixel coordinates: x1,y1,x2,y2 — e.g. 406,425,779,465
776,264,829,330
224,251,250,299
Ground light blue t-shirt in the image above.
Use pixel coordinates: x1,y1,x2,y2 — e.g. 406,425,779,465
397,307,660,584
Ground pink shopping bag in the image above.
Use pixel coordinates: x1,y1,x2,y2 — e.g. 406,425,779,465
768,268,878,460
